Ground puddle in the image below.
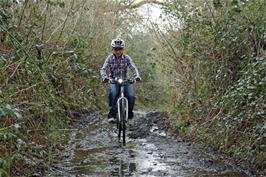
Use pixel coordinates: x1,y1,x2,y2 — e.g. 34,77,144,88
52,112,252,177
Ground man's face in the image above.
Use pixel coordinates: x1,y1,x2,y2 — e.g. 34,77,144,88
112,48,124,57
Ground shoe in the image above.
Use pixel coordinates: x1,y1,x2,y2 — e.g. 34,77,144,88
108,117,116,123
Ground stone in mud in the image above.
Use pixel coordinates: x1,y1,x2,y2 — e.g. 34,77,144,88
130,153,135,158
128,112,170,139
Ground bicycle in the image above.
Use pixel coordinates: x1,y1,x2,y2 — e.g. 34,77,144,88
110,78,134,146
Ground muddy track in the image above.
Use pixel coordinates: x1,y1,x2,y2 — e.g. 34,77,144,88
51,112,253,177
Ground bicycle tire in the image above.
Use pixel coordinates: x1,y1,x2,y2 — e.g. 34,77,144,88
121,99,126,146
122,119,126,146
118,99,123,142
118,121,122,141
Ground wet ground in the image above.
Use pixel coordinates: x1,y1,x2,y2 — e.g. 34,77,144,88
52,112,253,177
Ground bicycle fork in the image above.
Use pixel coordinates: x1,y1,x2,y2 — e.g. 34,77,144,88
117,87,129,123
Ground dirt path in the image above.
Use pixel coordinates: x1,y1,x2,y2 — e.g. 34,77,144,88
51,112,252,177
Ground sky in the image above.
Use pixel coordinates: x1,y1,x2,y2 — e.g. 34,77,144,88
138,3,165,25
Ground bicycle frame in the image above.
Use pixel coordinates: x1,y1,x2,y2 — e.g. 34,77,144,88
109,78,133,146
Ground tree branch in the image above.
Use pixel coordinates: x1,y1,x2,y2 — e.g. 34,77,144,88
121,0,165,10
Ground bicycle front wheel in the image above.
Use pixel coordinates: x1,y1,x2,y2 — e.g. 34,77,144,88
121,99,127,146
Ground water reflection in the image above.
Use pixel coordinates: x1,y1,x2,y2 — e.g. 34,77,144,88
54,113,252,177
108,150,137,177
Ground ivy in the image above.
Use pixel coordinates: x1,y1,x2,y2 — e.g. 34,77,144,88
0,104,23,120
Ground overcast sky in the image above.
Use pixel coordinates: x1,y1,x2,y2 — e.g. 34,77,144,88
138,3,165,25
137,1,180,31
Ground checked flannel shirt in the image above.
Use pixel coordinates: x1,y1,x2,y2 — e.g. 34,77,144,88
100,54,141,81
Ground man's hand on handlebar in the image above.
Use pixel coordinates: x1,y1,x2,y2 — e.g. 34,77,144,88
134,77,141,83
102,78,109,84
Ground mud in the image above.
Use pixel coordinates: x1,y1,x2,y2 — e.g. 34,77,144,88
51,112,254,177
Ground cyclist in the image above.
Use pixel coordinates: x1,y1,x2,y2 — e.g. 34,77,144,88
100,38,141,123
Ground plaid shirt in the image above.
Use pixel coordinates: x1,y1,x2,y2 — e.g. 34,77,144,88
100,54,141,81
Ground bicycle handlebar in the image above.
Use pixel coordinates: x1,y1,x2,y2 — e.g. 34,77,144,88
109,78,134,85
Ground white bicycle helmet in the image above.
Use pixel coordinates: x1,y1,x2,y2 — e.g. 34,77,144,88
111,38,125,48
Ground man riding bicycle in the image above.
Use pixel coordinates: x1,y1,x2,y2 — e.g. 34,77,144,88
100,38,141,123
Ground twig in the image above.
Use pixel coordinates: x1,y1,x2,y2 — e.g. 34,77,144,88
121,0,164,10
204,0,217,24
5,56,25,86
11,82,43,97
26,129,78,133
47,0,75,60
18,0,29,28
0,19,31,58
41,2,50,42
45,21,64,44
